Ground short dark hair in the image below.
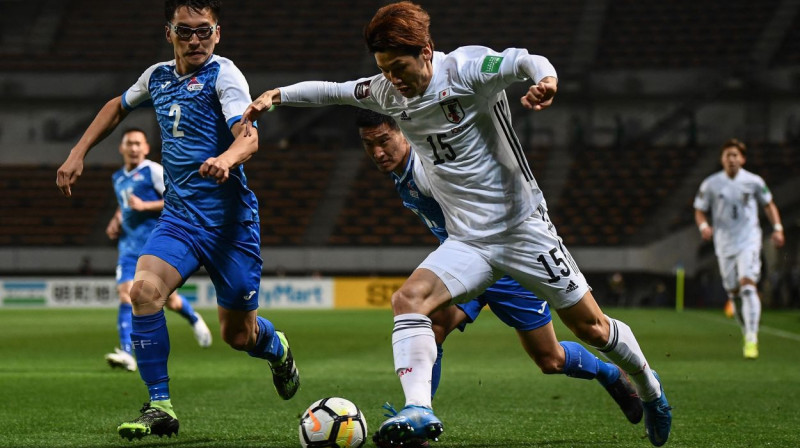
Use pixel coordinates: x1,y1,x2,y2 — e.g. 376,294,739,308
165,0,221,22
122,127,148,142
355,108,399,131
364,1,433,55
721,138,746,156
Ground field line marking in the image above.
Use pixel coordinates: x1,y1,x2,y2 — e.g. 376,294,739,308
686,312,800,342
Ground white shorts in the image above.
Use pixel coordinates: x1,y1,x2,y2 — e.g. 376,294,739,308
717,248,761,291
419,205,590,310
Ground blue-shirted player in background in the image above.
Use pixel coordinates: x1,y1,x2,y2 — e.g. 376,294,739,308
355,110,643,432
56,0,299,440
104,127,212,373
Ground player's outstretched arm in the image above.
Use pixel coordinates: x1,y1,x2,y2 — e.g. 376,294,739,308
57,97,129,197
241,89,281,137
199,121,259,184
764,201,785,248
521,76,557,111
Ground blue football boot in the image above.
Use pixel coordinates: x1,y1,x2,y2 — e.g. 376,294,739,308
643,371,672,446
373,403,443,448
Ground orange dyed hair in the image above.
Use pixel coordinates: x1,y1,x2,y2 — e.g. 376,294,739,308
364,1,434,55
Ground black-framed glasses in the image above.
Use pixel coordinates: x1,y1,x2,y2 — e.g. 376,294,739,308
168,22,217,40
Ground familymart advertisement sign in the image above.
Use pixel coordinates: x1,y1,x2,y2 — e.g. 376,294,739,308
0,278,335,309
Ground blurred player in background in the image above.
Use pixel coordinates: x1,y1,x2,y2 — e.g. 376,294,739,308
56,0,299,440
240,2,671,446
104,127,212,373
694,138,785,359
356,109,643,425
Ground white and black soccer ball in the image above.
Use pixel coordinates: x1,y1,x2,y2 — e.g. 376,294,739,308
299,397,367,448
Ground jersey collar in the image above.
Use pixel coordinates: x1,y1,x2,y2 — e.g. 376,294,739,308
172,54,216,80
391,149,415,184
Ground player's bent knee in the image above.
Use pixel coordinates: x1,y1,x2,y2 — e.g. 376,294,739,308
391,288,422,314
130,270,171,311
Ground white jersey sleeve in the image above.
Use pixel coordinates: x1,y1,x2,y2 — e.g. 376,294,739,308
214,57,254,128
448,46,557,98
279,77,386,112
121,61,166,110
753,173,773,206
693,178,712,212
147,161,165,196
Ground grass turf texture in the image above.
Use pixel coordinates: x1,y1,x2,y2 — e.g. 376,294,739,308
1,308,799,447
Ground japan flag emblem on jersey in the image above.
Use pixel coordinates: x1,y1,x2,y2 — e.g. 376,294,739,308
440,98,464,124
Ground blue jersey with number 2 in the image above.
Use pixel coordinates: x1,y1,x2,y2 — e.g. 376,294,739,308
121,55,258,227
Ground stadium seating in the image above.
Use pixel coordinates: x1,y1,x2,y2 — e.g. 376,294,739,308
0,164,116,246
773,13,800,67
246,143,336,245
552,144,702,246
595,0,779,69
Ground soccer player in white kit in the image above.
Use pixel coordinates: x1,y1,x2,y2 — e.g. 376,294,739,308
694,138,785,359
240,2,671,446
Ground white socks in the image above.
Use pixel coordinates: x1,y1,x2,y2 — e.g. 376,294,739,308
392,314,437,408
740,285,761,343
598,315,662,402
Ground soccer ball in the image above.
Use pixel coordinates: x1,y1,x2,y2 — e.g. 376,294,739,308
299,397,368,448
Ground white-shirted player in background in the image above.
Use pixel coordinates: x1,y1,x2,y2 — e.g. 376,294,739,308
238,2,671,446
694,138,785,359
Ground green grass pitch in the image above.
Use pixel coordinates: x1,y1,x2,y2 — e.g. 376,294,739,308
1,307,799,447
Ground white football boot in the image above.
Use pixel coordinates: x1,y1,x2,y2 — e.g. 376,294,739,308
192,313,213,348
105,348,137,372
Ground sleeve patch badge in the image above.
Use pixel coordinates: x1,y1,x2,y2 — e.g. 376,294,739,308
481,56,504,73
354,80,371,99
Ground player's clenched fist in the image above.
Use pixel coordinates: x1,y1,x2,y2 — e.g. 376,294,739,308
521,76,557,111
199,157,230,184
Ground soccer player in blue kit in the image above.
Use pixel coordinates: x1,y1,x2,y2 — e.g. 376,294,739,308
56,0,299,440
104,127,213,373
356,109,642,425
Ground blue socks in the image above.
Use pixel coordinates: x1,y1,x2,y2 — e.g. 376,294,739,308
431,344,444,400
118,303,133,354
131,310,171,402
174,295,199,325
247,316,284,362
560,341,619,387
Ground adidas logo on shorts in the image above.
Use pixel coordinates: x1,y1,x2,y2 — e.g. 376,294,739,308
565,280,579,293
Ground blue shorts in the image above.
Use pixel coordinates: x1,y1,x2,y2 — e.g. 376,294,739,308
116,253,139,284
140,215,262,311
456,275,551,332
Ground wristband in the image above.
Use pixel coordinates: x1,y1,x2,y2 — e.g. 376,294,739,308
698,222,709,232
774,223,784,232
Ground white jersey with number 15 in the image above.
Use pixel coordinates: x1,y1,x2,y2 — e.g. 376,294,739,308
280,46,557,241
